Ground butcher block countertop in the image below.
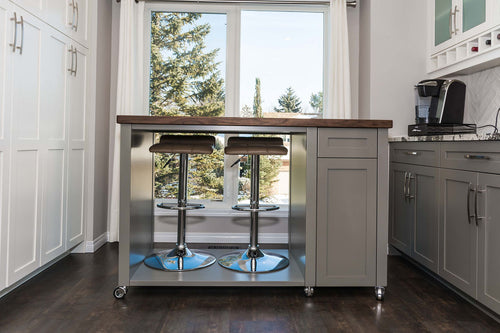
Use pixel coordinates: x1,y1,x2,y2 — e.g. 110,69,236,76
117,116,393,128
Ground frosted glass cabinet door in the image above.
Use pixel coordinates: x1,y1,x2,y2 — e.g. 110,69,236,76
462,0,486,32
435,0,453,46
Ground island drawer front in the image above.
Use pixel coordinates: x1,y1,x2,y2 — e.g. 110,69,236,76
390,142,440,167
440,142,500,174
318,128,377,158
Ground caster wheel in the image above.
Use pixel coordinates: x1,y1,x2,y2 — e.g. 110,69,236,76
114,286,128,299
375,286,385,301
304,286,314,297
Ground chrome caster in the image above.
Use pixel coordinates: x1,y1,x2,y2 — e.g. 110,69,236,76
375,286,385,301
304,286,314,297
114,286,128,299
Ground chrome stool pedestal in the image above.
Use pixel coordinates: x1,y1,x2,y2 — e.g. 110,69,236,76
144,136,216,272
218,137,289,273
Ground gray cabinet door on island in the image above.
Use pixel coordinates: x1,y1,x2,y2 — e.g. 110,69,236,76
316,158,377,286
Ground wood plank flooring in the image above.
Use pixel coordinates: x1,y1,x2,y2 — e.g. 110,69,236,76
0,243,499,332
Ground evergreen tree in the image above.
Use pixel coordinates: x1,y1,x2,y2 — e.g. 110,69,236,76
253,78,263,118
274,87,302,113
150,12,225,199
149,12,225,117
240,105,253,117
309,91,323,113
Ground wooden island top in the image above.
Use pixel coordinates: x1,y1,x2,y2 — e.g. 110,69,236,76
117,116,393,129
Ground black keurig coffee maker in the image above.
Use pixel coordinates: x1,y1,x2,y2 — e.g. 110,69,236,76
409,79,476,136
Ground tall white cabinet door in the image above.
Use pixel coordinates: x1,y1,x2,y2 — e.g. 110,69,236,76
0,0,12,291
66,46,86,249
39,30,69,264
477,173,500,314
72,0,88,45
7,8,44,285
439,169,478,298
44,0,88,47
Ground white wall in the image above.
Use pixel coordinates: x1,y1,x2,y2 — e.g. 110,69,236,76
359,0,428,137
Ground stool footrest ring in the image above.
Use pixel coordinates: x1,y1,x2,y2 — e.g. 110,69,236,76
157,203,205,210
232,204,279,212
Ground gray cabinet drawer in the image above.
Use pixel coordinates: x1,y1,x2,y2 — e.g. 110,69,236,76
318,128,377,158
441,142,500,174
390,142,440,167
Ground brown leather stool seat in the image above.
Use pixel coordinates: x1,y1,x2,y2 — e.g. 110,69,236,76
143,135,217,272
149,135,215,154
217,136,289,273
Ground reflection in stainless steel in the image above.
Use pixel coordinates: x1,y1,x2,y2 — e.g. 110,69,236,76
218,248,289,273
144,248,216,271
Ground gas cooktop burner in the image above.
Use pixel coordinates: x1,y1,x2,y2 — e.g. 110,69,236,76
408,123,477,136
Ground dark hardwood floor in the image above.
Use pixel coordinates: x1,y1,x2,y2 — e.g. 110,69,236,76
0,243,499,333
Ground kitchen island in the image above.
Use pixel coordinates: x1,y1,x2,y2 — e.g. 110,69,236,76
115,116,392,299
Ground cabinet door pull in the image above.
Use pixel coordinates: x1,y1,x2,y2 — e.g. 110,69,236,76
18,15,24,55
453,5,459,34
464,154,491,160
69,0,76,28
68,45,74,73
403,172,408,201
467,183,475,224
405,151,419,156
73,47,78,76
9,12,18,52
407,174,415,200
475,187,486,225
74,1,79,31
448,8,453,36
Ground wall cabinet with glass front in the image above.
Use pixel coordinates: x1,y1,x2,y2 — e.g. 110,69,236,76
428,0,500,76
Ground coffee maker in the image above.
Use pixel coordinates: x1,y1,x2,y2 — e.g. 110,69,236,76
409,79,475,136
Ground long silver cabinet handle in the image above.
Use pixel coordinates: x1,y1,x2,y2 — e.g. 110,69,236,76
69,0,75,28
464,154,491,160
73,47,77,76
68,45,74,73
453,5,459,34
467,183,475,224
475,187,486,225
9,12,18,52
407,174,415,200
75,1,79,32
449,8,453,36
405,151,419,156
18,15,24,55
403,172,408,201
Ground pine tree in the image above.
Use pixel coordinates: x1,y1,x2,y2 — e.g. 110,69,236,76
309,91,323,113
274,87,302,113
150,12,225,199
253,78,263,118
149,12,225,117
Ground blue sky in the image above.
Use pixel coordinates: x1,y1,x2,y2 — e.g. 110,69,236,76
188,10,324,114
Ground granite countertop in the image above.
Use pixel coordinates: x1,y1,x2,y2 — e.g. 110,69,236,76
389,132,500,142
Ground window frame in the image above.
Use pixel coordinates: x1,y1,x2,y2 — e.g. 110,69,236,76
143,2,328,211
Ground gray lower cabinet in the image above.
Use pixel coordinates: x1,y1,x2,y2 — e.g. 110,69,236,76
316,158,377,286
391,141,500,315
477,173,500,314
389,164,414,256
390,163,439,272
439,169,478,297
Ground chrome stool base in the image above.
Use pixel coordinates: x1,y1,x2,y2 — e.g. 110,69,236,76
144,247,216,272
218,247,289,273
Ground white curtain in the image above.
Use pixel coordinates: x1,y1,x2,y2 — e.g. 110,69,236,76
108,0,145,242
326,0,351,119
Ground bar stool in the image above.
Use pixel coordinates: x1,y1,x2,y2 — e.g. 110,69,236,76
218,137,289,273
144,135,217,271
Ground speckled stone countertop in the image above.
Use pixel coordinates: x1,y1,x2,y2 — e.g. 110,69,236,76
389,132,500,142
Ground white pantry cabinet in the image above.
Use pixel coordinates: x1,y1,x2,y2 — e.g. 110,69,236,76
11,0,88,47
0,0,88,289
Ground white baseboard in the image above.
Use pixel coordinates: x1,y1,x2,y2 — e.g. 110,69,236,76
85,232,109,253
154,232,288,244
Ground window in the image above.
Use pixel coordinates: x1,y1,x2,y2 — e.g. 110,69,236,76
145,3,327,208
